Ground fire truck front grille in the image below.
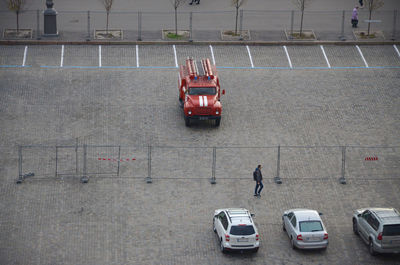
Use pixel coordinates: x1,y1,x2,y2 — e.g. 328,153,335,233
196,107,212,115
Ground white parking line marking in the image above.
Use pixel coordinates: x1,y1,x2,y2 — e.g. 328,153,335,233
99,45,102,67
246,45,254,68
209,45,216,65
394,45,400,59
356,45,369,68
136,45,139,68
320,45,331,68
173,45,178,68
283,46,293,69
60,45,64,67
22,46,27,66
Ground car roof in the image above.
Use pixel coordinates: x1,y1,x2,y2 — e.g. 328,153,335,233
289,209,321,222
370,208,400,224
215,208,254,225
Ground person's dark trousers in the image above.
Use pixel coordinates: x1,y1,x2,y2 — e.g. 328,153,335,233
351,19,358,28
196,0,200,4
189,0,194,4
359,0,363,7
254,181,264,195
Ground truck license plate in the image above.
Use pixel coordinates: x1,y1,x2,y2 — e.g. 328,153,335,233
199,117,208,120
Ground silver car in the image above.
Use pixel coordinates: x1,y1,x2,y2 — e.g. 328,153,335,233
353,207,400,255
282,209,329,250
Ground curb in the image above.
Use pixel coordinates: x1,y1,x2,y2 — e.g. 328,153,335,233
1,40,399,46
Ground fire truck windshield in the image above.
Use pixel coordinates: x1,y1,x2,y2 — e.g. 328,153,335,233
188,87,216,95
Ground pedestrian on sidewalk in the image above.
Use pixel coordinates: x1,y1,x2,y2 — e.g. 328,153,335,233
253,165,263,197
351,6,359,28
359,0,364,8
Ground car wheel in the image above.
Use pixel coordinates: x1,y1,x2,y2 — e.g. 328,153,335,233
215,117,221,127
369,239,377,256
291,236,296,250
352,219,359,235
185,117,190,127
282,222,286,231
220,238,227,253
213,219,217,233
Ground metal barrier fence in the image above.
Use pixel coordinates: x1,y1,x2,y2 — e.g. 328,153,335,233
17,145,400,184
0,9,398,41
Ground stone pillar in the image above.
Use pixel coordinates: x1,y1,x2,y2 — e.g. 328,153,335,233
44,0,58,36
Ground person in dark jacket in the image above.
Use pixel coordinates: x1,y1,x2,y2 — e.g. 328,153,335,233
254,165,263,197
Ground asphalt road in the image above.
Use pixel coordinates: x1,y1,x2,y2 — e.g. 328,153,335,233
0,0,399,12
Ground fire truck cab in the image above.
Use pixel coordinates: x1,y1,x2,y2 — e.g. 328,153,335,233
178,58,225,127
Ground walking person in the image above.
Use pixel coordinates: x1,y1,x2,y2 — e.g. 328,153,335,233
189,0,200,5
359,0,364,8
351,6,359,28
253,165,264,197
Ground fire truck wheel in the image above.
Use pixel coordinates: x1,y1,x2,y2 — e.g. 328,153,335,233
215,118,221,127
185,117,191,127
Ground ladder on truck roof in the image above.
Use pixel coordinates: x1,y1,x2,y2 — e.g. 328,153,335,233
186,57,215,80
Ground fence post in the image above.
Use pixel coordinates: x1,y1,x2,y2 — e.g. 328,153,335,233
117,146,121,177
275,145,282,184
146,145,152,183
391,10,397,40
210,147,217,184
16,146,23,183
55,146,58,177
239,9,244,40
340,146,347,184
75,138,78,175
189,11,193,42
86,11,90,41
339,10,346,41
81,144,89,183
137,11,142,41
36,9,41,40
290,10,294,40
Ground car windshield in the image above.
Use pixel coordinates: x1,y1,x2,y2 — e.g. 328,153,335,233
383,224,400,236
299,221,323,232
188,87,216,95
230,225,255,236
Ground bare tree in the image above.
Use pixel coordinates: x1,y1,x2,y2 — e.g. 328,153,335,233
232,0,247,35
292,0,313,37
364,0,384,36
170,0,186,36
7,0,24,33
101,0,114,33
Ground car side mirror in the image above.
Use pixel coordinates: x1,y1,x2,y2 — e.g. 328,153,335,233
222,89,225,95
283,213,288,217
357,213,361,217
319,212,323,216
251,213,255,217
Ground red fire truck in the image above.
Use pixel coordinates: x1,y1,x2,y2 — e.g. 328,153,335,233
178,58,225,127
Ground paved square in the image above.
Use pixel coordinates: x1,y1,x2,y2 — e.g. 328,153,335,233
0,44,399,265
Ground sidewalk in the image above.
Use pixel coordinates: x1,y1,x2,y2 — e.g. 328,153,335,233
1,28,399,45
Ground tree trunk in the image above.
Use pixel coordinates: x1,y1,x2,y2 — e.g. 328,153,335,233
175,7,178,35
367,9,372,35
300,10,304,36
235,6,239,35
16,11,19,33
106,11,109,33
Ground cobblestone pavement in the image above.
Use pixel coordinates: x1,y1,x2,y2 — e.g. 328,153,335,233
0,45,399,264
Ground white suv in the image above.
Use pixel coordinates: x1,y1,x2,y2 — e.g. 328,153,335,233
213,208,259,253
